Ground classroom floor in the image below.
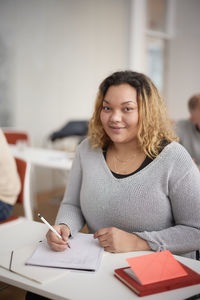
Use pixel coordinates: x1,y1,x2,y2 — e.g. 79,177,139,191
0,284,27,300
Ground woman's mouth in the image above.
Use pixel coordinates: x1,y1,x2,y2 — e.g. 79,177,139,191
109,126,125,133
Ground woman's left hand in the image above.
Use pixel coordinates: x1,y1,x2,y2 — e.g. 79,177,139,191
94,227,151,253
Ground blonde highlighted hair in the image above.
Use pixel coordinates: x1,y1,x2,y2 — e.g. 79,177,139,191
88,70,178,158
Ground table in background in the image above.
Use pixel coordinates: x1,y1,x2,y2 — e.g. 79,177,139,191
0,219,200,300
9,145,74,170
9,145,74,218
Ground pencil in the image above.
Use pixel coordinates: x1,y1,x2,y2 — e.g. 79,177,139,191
38,213,71,248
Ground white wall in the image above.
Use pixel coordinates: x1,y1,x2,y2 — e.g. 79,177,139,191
0,0,129,146
167,0,200,120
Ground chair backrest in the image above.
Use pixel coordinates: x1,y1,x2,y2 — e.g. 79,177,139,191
3,130,29,145
15,158,26,204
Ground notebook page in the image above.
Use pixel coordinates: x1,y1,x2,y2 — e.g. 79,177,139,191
26,233,104,271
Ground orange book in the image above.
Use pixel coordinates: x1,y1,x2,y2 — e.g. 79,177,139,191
114,251,200,297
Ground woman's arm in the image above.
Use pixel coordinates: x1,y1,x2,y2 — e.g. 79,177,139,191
135,164,200,256
55,147,85,236
94,227,151,253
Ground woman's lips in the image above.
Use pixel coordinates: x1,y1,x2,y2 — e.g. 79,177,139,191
109,126,125,133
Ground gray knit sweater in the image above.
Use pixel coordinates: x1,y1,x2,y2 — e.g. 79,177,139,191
56,138,200,259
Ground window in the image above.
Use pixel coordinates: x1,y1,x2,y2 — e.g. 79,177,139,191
145,0,174,95
146,37,166,92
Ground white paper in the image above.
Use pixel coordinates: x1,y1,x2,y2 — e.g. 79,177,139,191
26,233,104,271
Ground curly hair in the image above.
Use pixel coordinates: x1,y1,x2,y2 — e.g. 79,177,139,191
88,70,178,158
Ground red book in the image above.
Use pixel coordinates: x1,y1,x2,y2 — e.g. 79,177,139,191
114,264,200,297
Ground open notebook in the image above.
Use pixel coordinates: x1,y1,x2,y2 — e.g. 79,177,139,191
0,233,104,284
26,233,104,272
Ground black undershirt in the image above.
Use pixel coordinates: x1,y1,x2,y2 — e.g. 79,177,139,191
103,150,153,179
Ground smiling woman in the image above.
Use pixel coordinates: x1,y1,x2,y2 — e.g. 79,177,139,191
46,70,200,261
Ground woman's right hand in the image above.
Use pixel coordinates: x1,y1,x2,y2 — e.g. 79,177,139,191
46,224,71,251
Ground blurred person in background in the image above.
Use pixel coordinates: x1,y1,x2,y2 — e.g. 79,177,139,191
0,128,21,222
176,94,200,166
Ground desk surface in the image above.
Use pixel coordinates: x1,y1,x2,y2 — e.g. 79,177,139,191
9,145,74,170
0,219,200,300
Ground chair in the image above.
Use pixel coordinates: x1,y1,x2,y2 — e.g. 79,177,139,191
3,129,29,145
0,158,33,224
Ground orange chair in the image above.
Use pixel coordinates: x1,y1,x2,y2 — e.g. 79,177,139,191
0,158,33,224
3,130,29,145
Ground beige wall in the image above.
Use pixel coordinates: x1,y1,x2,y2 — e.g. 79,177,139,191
1,0,200,144
167,0,200,121
0,0,129,146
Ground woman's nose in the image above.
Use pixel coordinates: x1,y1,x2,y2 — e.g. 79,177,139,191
109,110,122,122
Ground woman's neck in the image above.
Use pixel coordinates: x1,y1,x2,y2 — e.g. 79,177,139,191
110,141,142,157
106,141,146,175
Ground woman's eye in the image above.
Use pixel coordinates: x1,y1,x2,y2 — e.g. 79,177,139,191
124,107,133,112
102,106,110,111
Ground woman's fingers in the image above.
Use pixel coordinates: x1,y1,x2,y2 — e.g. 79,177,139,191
46,224,71,251
48,240,68,252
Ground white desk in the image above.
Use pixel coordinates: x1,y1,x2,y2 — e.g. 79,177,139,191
0,220,200,300
9,145,74,170
9,145,74,218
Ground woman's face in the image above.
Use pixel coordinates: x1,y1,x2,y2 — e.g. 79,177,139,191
100,83,139,146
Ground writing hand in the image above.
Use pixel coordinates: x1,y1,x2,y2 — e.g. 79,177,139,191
94,227,150,253
46,224,70,252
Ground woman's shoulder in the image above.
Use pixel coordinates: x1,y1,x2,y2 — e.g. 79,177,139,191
144,142,198,180
159,141,194,168
163,141,190,154
77,137,91,151
75,138,102,164
76,137,99,156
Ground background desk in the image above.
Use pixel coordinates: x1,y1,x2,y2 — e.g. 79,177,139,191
0,219,200,300
9,145,74,170
9,145,74,220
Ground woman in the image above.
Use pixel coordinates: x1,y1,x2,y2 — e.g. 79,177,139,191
47,70,200,259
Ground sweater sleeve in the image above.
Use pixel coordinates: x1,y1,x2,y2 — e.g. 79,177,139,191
55,146,85,236
135,163,200,257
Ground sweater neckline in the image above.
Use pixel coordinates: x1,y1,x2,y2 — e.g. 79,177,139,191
99,141,175,181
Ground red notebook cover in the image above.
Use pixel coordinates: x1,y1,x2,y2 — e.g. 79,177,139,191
114,264,200,297
126,250,188,285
